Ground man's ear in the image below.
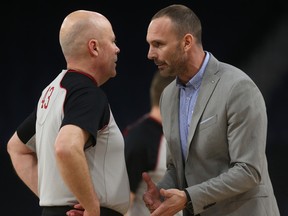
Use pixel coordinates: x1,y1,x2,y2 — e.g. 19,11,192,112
89,39,99,55
183,33,193,51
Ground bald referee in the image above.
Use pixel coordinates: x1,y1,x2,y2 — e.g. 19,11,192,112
7,10,130,216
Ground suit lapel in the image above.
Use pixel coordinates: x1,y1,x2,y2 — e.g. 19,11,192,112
186,55,221,161
167,85,186,187
170,86,184,158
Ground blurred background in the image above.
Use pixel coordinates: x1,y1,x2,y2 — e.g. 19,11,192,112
1,0,287,215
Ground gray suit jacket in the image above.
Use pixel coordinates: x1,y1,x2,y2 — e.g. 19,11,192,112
158,53,280,216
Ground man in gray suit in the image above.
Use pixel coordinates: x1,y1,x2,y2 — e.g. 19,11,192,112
142,4,280,216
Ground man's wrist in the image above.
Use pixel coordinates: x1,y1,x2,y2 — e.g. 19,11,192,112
183,188,194,215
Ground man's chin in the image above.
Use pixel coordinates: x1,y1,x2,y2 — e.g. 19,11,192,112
111,71,117,78
158,68,170,77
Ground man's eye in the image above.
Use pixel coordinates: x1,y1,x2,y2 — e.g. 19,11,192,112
152,42,161,48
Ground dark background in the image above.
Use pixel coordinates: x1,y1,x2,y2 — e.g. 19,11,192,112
1,0,288,215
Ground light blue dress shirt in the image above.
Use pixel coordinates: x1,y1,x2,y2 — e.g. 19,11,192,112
177,52,210,159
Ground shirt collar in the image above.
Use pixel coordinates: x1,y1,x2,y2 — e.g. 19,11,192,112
176,51,210,89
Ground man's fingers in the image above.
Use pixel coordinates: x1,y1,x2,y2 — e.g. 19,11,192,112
159,188,166,197
66,209,84,216
73,203,84,210
142,172,155,189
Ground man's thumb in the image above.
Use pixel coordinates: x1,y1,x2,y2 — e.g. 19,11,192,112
142,172,155,189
